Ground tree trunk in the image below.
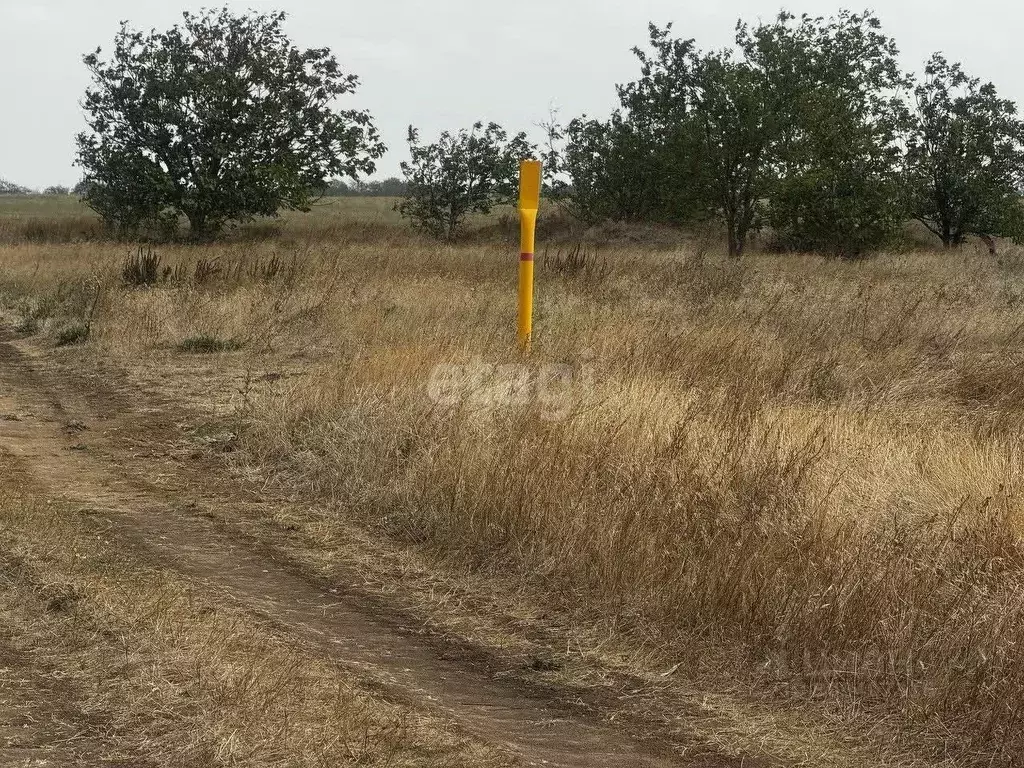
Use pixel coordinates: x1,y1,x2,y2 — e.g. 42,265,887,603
941,221,953,248
187,212,215,243
726,217,741,258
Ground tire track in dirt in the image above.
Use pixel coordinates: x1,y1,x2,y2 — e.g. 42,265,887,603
0,628,144,768
0,335,756,768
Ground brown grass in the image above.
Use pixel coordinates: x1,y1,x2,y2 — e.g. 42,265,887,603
4,198,1024,765
0,456,506,767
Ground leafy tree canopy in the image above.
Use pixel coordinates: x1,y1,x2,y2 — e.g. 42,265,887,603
740,11,911,256
557,10,921,257
396,122,535,240
0,178,30,195
76,7,385,240
325,177,408,197
904,54,1024,249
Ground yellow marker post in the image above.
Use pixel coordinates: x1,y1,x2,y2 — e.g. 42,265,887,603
518,160,542,350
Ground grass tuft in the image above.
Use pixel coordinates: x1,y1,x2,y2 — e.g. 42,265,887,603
55,323,90,347
178,334,244,354
14,315,39,335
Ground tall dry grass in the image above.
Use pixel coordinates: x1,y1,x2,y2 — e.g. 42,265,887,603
237,243,1024,765
0,458,505,767
4,199,1024,764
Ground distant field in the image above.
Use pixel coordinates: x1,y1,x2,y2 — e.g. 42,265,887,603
0,193,399,217
0,193,407,231
0,194,528,245
0,194,92,216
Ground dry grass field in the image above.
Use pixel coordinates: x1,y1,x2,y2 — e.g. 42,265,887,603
3,195,1024,766
0,464,500,768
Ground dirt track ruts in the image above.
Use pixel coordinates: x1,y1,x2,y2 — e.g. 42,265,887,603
0,333,763,768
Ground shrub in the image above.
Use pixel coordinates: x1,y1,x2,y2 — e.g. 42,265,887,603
541,243,610,282
122,247,162,286
396,122,535,240
55,323,90,346
194,258,223,285
178,335,243,354
14,315,39,336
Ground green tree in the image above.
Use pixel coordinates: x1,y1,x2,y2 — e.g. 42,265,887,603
562,24,776,256
396,122,535,240
904,54,1024,251
741,11,910,257
332,177,408,197
559,113,676,224
690,52,775,256
76,8,385,240
558,26,703,226
616,26,705,225
624,24,778,256
0,178,29,195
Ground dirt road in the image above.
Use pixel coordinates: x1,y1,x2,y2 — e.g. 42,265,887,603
0,332,759,768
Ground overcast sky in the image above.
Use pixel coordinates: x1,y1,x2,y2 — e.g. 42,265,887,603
0,0,1019,189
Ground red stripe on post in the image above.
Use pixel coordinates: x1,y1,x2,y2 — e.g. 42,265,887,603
520,252,534,262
